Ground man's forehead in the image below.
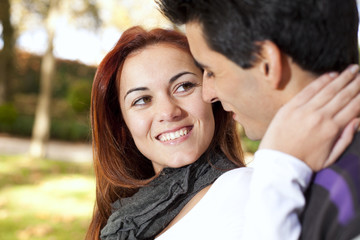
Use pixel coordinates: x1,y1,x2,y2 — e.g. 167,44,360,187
185,21,204,40
185,22,210,59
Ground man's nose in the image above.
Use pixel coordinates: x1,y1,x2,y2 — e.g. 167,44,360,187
202,75,219,103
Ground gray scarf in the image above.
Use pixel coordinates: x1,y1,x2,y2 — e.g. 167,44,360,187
100,151,237,240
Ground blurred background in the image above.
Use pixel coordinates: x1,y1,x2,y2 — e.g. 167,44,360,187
0,1,173,239
0,0,359,239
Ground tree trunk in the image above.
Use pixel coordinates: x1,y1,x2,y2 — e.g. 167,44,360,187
0,0,15,104
29,1,58,159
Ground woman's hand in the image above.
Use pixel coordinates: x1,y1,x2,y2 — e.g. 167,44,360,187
260,64,360,171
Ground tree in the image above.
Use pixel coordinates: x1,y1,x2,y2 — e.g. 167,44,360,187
0,0,15,104
28,0,58,158
24,0,100,159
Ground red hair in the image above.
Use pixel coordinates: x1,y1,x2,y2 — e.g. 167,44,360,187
86,26,244,239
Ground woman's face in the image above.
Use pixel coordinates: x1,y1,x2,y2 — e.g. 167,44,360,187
119,44,215,173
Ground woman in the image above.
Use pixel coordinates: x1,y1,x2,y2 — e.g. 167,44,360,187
86,26,359,240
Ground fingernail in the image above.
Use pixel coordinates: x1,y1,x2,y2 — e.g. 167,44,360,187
328,72,338,78
349,64,359,74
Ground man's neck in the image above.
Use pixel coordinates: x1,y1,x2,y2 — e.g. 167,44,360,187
283,62,319,101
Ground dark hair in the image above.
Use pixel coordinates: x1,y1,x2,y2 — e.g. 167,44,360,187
157,0,359,74
86,26,244,239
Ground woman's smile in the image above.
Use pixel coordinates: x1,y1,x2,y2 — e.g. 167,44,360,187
157,126,193,143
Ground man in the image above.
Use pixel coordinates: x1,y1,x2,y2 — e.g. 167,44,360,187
157,0,360,239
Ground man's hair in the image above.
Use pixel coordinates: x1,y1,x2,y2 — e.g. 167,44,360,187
157,0,359,74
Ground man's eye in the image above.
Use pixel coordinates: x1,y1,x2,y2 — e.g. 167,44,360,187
205,70,214,78
175,82,197,93
132,96,152,106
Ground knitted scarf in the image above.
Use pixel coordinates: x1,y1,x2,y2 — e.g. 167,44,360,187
100,151,237,240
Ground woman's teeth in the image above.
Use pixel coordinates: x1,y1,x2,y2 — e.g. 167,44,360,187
159,128,189,142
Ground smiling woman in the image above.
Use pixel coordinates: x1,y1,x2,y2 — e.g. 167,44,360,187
86,26,244,240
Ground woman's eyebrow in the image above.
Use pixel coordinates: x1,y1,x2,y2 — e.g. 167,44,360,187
124,71,195,100
124,87,149,100
169,71,196,84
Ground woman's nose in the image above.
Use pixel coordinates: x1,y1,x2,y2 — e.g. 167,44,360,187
155,98,182,122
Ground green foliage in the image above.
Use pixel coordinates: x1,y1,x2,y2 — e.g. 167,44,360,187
67,80,92,113
236,123,260,154
13,52,96,97
0,103,18,125
0,114,34,136
53,59,96,98
242,137,260,154
0,114,91,141
1,52,96,142
51,118,91,141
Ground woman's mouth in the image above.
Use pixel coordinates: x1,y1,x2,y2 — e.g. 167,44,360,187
157,126,192,142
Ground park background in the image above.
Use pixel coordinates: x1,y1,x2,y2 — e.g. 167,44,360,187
0,0,359,239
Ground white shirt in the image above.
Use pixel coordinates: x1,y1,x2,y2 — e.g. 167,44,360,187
243,149,312,240
156,149,312,240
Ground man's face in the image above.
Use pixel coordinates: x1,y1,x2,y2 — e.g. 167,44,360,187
186,22,279,140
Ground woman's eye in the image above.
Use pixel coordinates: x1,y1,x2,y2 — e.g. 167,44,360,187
175,82,197,93
132,96,152,106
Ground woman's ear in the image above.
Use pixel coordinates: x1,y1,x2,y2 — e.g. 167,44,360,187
258,40,283,89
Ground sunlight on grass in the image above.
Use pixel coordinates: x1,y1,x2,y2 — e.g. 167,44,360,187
3,176,95,217
0,155,96,240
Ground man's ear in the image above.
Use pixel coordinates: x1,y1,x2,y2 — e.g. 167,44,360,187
258,41,283,89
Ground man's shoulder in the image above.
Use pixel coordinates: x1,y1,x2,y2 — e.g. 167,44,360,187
312,131,360,211
317,131,360,187
324,131,360,197
300,131,360,240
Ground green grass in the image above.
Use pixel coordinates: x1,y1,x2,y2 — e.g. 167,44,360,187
0,155,95,240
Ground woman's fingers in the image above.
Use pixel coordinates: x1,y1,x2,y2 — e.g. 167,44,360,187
323,118,360,168
287,64,359,109
286,72,337,108
333,90,360,126
322,73,360,119
260,64,360,172
307,64,360,111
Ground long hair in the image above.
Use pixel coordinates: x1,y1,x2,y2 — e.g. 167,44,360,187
85,26,244,239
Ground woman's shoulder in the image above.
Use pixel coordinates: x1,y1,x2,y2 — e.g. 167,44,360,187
208,167,253,201
218,166,254,181
213,167,253,189
156,167,253,240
